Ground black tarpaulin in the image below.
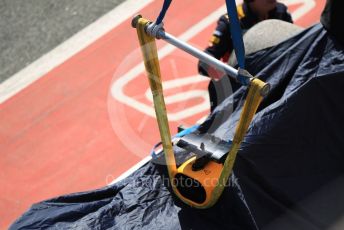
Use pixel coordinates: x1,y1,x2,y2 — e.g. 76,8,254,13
10,23,344,230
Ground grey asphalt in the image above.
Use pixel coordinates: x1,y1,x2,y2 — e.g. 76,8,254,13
0,0,126,83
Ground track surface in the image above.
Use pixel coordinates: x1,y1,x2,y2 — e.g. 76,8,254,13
0,0,325,228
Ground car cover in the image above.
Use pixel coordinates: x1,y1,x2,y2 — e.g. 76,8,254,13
10,23,344,230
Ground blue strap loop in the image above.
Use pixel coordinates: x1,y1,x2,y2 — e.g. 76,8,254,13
156,0,173,24
225,0,246,69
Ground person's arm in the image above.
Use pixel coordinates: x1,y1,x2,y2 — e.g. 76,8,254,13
198,15,232,78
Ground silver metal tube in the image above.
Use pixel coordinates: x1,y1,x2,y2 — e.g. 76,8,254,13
131,15,252,86
157,30,251,85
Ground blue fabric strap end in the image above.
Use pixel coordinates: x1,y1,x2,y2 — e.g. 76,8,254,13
150,124,199,159
156,0,172,24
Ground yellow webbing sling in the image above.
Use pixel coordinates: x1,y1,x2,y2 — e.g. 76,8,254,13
135,17,267,208
136,17,177,180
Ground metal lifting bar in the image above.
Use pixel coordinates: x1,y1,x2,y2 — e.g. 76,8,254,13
131,15,259,87
160,31,246,82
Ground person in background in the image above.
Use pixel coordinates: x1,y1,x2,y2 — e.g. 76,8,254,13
199,0,293,112
320,0,344,45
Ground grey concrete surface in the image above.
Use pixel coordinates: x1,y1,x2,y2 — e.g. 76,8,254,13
0,0,126,83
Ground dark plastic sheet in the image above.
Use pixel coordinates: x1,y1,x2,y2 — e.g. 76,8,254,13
11,24,344,230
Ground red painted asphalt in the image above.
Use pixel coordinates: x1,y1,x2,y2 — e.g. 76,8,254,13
0,0,325,228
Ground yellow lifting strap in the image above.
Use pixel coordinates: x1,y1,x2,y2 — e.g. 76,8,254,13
136,17,177,179
135,17,267,208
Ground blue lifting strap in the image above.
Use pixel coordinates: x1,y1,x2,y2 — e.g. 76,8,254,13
156,0,173,24
225,0,246,71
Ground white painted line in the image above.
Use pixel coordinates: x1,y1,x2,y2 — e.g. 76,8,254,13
111,4,229,121
110,0,312,122
109,155,152,185
280,0,316,21
0,0,153,104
